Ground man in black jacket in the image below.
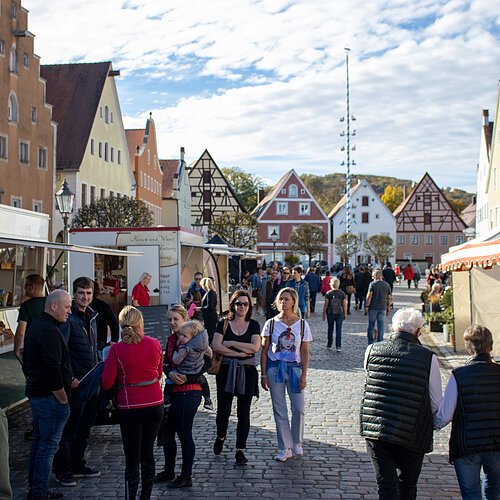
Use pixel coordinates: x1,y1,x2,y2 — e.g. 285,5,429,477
23,289,73,500
91,280,119,353
53,277,100,487
360,308,442,499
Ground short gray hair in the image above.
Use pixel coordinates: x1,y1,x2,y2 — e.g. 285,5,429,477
140,272,152,281
392,308,424,335
373,269,383,280
45,289,71,309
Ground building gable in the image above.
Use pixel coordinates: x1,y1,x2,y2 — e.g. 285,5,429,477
188,149,246,226
394,172,466,233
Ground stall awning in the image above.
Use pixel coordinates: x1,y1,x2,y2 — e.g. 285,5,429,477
441,238,500,271
0,236,143,257
180,241,259,257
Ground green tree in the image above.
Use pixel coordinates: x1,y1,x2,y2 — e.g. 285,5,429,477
381,185,405,212
335,233,360,264
363,234,395,264
209,212,257,249
71,196,153,228
288,224,327,266
284,254,300,268
221,167,268,212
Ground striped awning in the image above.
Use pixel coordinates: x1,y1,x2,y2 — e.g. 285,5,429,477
441,238,500,271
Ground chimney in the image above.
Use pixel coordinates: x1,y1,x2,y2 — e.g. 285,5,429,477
258,189,266,204
180,147,185,162
483,109,489,127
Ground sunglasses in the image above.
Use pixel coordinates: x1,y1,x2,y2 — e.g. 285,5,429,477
234,301,249,307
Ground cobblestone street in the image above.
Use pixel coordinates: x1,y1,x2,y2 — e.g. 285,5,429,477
8,285,463,499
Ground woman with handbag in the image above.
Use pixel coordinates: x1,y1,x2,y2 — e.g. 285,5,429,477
211,290,261,465
261,287,312,462
154,305,204,489
101,306,163,500
339,267,355,315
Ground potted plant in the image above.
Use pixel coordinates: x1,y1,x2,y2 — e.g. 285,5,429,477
424,286,454,340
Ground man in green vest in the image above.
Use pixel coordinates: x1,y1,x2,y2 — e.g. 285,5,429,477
360,308,442,499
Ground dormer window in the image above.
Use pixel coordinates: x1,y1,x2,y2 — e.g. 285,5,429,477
289,184,298,198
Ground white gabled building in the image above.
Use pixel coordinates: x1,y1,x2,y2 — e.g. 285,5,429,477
329,179,396,265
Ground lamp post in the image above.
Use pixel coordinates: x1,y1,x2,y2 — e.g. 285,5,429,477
55,178,75,290
270,229,279,264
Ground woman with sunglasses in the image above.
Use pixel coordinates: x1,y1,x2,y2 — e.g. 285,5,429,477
212,290,261,465
261,287,312,462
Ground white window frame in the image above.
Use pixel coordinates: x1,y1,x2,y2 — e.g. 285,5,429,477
31,107,37,123
299,202,311,215
11,195,22,208
37,146,47,170
32,200,43,213
19,140,30,165
276,202,288,215
8,91,18,123
455,235,464,245
23,53,29,68
410,235,419,246
397,234,405,245
425,234,433,245
0,135,7,160
289,184,298,198
9,44,17,73
267,225,280,239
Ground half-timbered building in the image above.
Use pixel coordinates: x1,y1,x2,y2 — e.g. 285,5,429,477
252,169,331,265
187,149,246,227
394,172,466,266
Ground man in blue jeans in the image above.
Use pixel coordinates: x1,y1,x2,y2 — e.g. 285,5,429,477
365,270,392,344
23,289,74,500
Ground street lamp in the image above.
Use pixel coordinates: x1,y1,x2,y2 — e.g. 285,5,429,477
55,178,75,290
270,228,279,263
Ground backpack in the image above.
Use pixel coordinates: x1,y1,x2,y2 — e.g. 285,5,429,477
327,291,343,316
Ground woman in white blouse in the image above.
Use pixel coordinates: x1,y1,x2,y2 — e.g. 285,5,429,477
260,287,312,462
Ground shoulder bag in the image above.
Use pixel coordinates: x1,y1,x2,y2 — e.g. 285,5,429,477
207,318,229,375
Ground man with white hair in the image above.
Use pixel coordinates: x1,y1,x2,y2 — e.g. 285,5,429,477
360,308,442,500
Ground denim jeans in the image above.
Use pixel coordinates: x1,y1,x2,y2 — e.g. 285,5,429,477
267,365,305,450
454,452,500,500
326,315,344,349
28,396,70,496
171,391,202,478
367,309,386,344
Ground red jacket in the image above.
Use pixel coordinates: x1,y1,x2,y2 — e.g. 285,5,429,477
102,336,163,409
165,332,201,393
403,265,415,280
321,276,332,295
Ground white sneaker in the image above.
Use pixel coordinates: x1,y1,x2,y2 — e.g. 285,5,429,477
293,444,303,456
275,449,293,462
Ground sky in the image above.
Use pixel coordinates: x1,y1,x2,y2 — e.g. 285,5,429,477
25,0,500,192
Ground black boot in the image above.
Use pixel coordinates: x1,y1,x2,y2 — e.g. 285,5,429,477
125,471,140,500
140,463,156,500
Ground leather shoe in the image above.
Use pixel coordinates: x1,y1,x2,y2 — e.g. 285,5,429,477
213,436,225,455
167,476,192,488
154,470,175,483
235,450,248,465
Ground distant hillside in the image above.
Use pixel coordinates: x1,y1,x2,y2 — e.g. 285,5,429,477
300,173,474,216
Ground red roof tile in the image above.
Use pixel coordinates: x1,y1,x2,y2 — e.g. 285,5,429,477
160,159,180,198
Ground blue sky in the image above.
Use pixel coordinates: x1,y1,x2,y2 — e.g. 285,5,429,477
25,0,500,192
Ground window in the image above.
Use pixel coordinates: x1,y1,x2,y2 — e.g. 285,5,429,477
37,146,47,169
117,150,121,165
109,190,114,197
359,232,368,242
100,188,105,199
11,196,22,208
110,147,114,162
104,142,109,161
281,189,286,194
300,189,305,194
425,235,433,245
90,139,95,155
424,213,431,225
455,235,464,245
397,234,405,245
289,184,298,197
202,171,211,183
31,107,37,123
362,196,369,206
148,176,151,190
81,183,87,206
19,141,29,164
268,226,280,239
99,107,103,118
375,214,380,219
0,40,5,54
276,202,288,215
440,235,448,246
361,212,369,223
0,136,7,159
410,235,419,245
23,53,29,68
90,186,96,204
33,200,42,212
9,45,17,73
98,142,102,158
11,2,17,18
403,253,412,260
105,106,109,124
8,92,18,122
148,150,150,165
110,112,113,123
299,202,310,215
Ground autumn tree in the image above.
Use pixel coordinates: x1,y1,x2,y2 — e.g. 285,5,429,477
363,234,395,264
221,167,268,212
209,212,257,249
335,233,360,264
71,196,153,228
289,224,326,266
381,185,405,212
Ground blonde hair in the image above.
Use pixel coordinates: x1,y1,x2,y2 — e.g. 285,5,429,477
168,304,189,320
180,320,205,338
200,277,215,291
119,306,144,344
274,287,299,315
330,277,340,289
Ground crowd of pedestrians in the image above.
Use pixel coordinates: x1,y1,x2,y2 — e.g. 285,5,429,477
6,261,499,500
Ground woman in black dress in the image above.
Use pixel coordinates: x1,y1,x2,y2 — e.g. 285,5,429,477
211,290,261,465
198,277,218,344
339,267,355,314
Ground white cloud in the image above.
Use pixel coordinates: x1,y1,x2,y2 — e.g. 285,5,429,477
24,0,500,190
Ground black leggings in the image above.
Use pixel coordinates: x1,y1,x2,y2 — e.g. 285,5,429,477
215,364,257,450
118,405,163,492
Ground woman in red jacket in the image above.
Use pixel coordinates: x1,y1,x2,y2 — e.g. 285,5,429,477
102,306,163,500
403,264,415,289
